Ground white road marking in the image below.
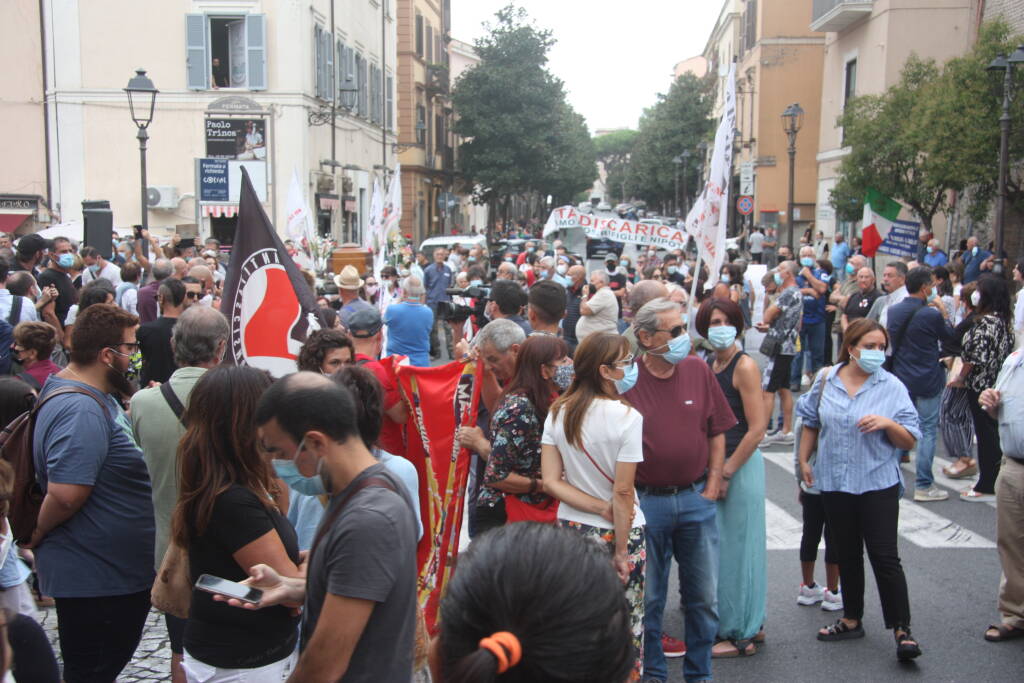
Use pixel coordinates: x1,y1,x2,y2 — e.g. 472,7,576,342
765,498,815,550
900,454,996,508
760,448,995,549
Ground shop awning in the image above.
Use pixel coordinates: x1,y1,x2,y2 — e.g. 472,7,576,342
202,205,238,218
0,214,29,233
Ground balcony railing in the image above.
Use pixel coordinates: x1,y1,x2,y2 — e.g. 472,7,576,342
810,0,873,33
425,64,450,98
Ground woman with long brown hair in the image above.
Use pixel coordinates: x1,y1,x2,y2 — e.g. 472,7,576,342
475,334,570,533
541,332,646,680
172,366,302,682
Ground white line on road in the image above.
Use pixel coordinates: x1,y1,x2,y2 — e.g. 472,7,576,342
900,454,996,508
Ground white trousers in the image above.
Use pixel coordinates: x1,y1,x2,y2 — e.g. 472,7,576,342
182,649,297,683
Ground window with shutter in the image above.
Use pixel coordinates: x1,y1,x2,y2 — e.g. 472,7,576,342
415,15,423,57
245,14,267,90
345,45,357,110
336,39,344,103
426,25,433,63
314,25,324,99
357,53,368,118
185,14,208,90
324,28,334,102
416,105,426,144
385,74,394,131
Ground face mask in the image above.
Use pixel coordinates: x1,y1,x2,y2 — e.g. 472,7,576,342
708,325,737,350
845,262,855,275
469,279,483,287
553,363,575,391
620,259,629,267
720,274,731,284
773,272,784,286
972,246,979,255
613,361,638,394
926,246,934,254
468,257,476,263
504,257,513,263
366,285,379,296
854,348,886,374
271,460,327,497
649,332,691,364
527,247,535,253
556,264,567,275
971,290,981,307
800,257,815,267
541,270,550,279
667,265,678,275
88,264,101,275
606,265,617,274
57,253,74,269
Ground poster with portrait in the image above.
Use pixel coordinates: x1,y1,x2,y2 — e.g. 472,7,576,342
205,118,267,160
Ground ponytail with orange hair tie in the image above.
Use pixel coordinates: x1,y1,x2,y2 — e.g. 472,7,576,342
478,631,522,674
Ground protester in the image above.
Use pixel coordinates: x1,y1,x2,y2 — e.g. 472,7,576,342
424,248,455,360
0,391,35,618
924,239,948,268
35,238,77,328
526,280,566,337
116,262,142,315
757,261,803,445
30,303,155,681
347,308,409,452
382,275,432,366
978,341,1024,643
624,297,735,681
797,318,922,661
960,236,992,284
80,246,123,286
333,265,374,329
562,265,586,353
171,366,301,680
953,275,1015,501
541,332,646,679
696,298,769,658
576,269,618,342
245,373,418,681
868,261,908,329
938,281,979,479
0,260,38,326
885,267,954,502
137,278,188,386
1013,260,1024,333
432,523,633,683
763,228,778,267
297,328,355,374
791,246,830,389
10,322,58,390
840,267,881,338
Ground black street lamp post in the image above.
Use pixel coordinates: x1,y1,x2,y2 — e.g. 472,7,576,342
986,46,1024,272
781,103,804,252
673,150,691,217
124,69,158,235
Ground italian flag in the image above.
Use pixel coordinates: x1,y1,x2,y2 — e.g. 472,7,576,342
860,188,901,257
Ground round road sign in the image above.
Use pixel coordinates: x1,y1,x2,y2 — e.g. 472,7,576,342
737,195,753,215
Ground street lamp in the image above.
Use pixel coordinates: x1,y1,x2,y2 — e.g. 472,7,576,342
781,103,804,252
124,68,158,236
986,45,1024,272
673,151,690,217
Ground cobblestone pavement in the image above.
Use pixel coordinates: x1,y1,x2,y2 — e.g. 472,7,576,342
38,605,174,682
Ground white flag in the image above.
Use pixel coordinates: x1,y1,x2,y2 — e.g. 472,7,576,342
365,179,384,252
685,64,736,288
382,163,402,239
285,168,313,246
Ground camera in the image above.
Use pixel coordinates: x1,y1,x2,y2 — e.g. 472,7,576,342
438,286,490,326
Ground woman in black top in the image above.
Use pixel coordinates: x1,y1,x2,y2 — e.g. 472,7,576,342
696,298,768,658
172,366,302,680
939,282,977,479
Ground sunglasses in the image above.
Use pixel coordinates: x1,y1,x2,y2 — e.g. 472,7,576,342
185,292,201,300
657,325,685,338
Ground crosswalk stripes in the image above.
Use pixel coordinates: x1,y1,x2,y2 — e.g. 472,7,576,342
759,449,995,549
899,454,996,508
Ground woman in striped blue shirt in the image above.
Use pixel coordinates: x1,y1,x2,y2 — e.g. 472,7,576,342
796,318,923,661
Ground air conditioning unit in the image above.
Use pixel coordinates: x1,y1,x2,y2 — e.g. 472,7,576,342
147,186,180,210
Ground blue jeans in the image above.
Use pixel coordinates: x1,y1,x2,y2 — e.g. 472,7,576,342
792,320,827,383
913,392,942,489
640,483,719,682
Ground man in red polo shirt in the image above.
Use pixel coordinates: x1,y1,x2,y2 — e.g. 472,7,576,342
346,308,408,455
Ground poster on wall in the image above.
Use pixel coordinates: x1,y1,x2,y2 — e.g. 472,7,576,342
205,118,267,160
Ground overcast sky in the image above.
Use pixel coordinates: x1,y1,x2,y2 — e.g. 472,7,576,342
450,1,723,133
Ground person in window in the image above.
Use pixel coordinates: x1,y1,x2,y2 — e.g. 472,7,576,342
211,57,229,89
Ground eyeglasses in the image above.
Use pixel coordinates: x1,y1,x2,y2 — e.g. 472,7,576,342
655,325,685,338
605,354,634,369
185,292,201,300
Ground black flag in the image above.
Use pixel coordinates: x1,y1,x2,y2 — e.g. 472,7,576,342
220,167,322,377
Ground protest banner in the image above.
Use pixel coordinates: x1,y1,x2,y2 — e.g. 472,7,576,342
543,206,688,251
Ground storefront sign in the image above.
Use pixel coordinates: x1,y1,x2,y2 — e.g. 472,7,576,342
205,118,267,160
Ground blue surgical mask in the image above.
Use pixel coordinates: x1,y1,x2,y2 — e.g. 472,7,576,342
972,246,979,255
667,265,679,275
527,246,535,253
271,460,327,496
553,363,575,391
650,332,691,364
620,259,629,267
926,291,937,303
708,325,737,350
926,246,934,254
800,257,815,267
845,262,855,275
773,272,784,286
57,253,74,269
614,361,638,394
556,264,568,275
720,274,731,284
854,348,886,374
88,264,101,275
470,279,483,287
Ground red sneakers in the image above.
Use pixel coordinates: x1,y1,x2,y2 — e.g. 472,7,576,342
662,634,687,658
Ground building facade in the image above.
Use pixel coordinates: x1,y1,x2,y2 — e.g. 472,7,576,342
2,0,398,247
396,0,455,246
811,0,976,241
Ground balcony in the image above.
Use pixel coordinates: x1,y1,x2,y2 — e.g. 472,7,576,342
425,64,450,98
810,0,873,33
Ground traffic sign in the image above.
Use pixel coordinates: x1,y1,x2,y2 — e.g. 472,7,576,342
740,162,755,195
737,195,754,216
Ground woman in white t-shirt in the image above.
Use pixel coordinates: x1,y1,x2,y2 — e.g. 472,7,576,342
541,332,645,681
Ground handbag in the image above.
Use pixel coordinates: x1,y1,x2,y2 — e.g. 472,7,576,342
151,542,191,619
759,328,782,358
504,492,559,524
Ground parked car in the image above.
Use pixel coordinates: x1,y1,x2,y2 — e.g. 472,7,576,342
418,233,487,257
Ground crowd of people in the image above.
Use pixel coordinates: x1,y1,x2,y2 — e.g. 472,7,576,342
0,221,1018,683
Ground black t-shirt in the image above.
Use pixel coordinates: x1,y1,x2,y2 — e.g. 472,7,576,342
185,485,301,668
138,316,178,386
36,268,76,328
606,271,628,316
844,289,882,323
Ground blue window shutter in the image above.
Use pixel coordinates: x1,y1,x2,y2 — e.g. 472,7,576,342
185,14,208,90
324,29,333,102
246,14,267,90
336,39,343,103
385,74,394,131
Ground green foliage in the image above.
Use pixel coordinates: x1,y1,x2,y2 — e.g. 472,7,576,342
594,129,637,204
626,73,715,211
451,5,596,209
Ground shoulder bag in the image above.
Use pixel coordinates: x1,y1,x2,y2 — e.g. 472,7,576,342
151,381,191,618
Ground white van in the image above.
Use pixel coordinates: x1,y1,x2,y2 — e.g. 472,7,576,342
418,233,487,255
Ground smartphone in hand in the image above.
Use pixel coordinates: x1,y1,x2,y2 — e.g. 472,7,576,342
195,574,263,605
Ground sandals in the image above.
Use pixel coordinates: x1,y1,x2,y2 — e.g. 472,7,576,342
711,638,757,658
942,460,977,478
985,623,1024,642
817,619,864,641
894,626,921,661
960,488,996,502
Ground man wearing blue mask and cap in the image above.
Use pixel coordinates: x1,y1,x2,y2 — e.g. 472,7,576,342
621,297,736,683
959,235,992,284
792,245,831,390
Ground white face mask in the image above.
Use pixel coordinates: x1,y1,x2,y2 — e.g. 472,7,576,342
971,290,981,307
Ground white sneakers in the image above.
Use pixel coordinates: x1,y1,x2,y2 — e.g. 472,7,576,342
759,431,795,448
914,486,949,502
798,584,843,611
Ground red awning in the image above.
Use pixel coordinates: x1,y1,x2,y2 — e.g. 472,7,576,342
0,214,29,233
202,205,238,218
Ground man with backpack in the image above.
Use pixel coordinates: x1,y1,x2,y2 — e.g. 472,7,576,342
130,305,229,683
0,259,39,327
27,303,154,682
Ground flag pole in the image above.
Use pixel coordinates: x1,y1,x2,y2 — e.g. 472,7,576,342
688,248,703,336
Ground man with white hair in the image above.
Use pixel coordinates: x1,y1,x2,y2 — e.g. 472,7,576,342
576,269,618,341
383,276,433,366
496,261,518,280
923,238,948,268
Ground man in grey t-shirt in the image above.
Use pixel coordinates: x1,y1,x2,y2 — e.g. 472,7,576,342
251,373,418,682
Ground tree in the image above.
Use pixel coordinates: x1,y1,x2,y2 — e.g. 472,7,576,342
451,5,595,226
626,73,714,213
594,129,638,204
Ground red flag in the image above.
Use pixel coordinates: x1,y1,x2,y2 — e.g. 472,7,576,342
220,167,322,377
396,359,481,633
